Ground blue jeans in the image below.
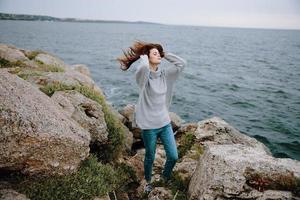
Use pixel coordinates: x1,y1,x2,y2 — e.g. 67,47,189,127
141,122,178,182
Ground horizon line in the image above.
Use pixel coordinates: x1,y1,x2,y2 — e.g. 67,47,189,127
1,11,300,31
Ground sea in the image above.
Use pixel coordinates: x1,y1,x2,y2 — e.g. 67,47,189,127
0,20,299,160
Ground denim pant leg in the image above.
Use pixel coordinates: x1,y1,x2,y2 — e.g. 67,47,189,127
159,123,178,179
142,129,158,182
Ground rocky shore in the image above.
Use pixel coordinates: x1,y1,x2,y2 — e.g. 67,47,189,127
0,43,299,200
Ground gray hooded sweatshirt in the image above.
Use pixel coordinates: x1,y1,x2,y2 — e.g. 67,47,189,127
134,52,187,130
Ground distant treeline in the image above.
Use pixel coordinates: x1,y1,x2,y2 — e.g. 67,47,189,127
0,13,60,21
0,12,160,24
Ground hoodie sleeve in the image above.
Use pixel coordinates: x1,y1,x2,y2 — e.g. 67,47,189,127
135,55,150,90
164,52,187,109
164,52,187,82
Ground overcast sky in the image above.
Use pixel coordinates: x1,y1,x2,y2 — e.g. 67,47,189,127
1,0,300,29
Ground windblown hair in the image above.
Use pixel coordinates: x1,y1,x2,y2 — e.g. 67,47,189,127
117,41,165,71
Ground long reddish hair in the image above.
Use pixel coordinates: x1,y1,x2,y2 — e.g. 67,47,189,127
117,40,165,71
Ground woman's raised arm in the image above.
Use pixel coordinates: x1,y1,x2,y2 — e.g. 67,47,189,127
164,52,187,80
135,55,150,90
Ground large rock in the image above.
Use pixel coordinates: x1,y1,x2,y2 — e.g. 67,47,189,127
0,189,30,200
188,144,300,199
0,44,29,63
0,70,90,175
51,90,108,144
34,53,69,70
195,117,271,154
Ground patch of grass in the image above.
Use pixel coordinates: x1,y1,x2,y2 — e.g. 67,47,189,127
35,60,65,72
39,82,74,96
7,66,22,74
17,71,43,80
1,57,64,72
8,155,135,200
7,66,44,80
35,60,44,65
0,58,13,68
114,162,139,191
189,144,204,160
40,82,126,162
1,57,63,73
244,167,300,196
42,65,65,72
168,172,189,200
0,58,27,68
26,50,44,60
178,132,196,159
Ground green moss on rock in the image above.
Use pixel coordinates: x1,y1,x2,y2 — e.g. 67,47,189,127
25,50,45,60
178,132,196,159
0,58,27,68
35,60,65,72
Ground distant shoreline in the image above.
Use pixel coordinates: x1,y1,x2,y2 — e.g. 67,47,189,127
0,12,161,25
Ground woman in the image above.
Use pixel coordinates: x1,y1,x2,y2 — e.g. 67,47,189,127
118,41,187,193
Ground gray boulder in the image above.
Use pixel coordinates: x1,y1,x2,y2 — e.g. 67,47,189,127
0,70,90,176
188,144,300,200
51,90,108,144
0,44,29,63
34,53,69,70
0,189,30,200
195,117,271,154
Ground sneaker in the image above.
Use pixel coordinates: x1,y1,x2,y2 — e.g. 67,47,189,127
144,183,153,193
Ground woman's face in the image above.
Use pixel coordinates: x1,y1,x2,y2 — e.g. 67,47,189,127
148,48,162,65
